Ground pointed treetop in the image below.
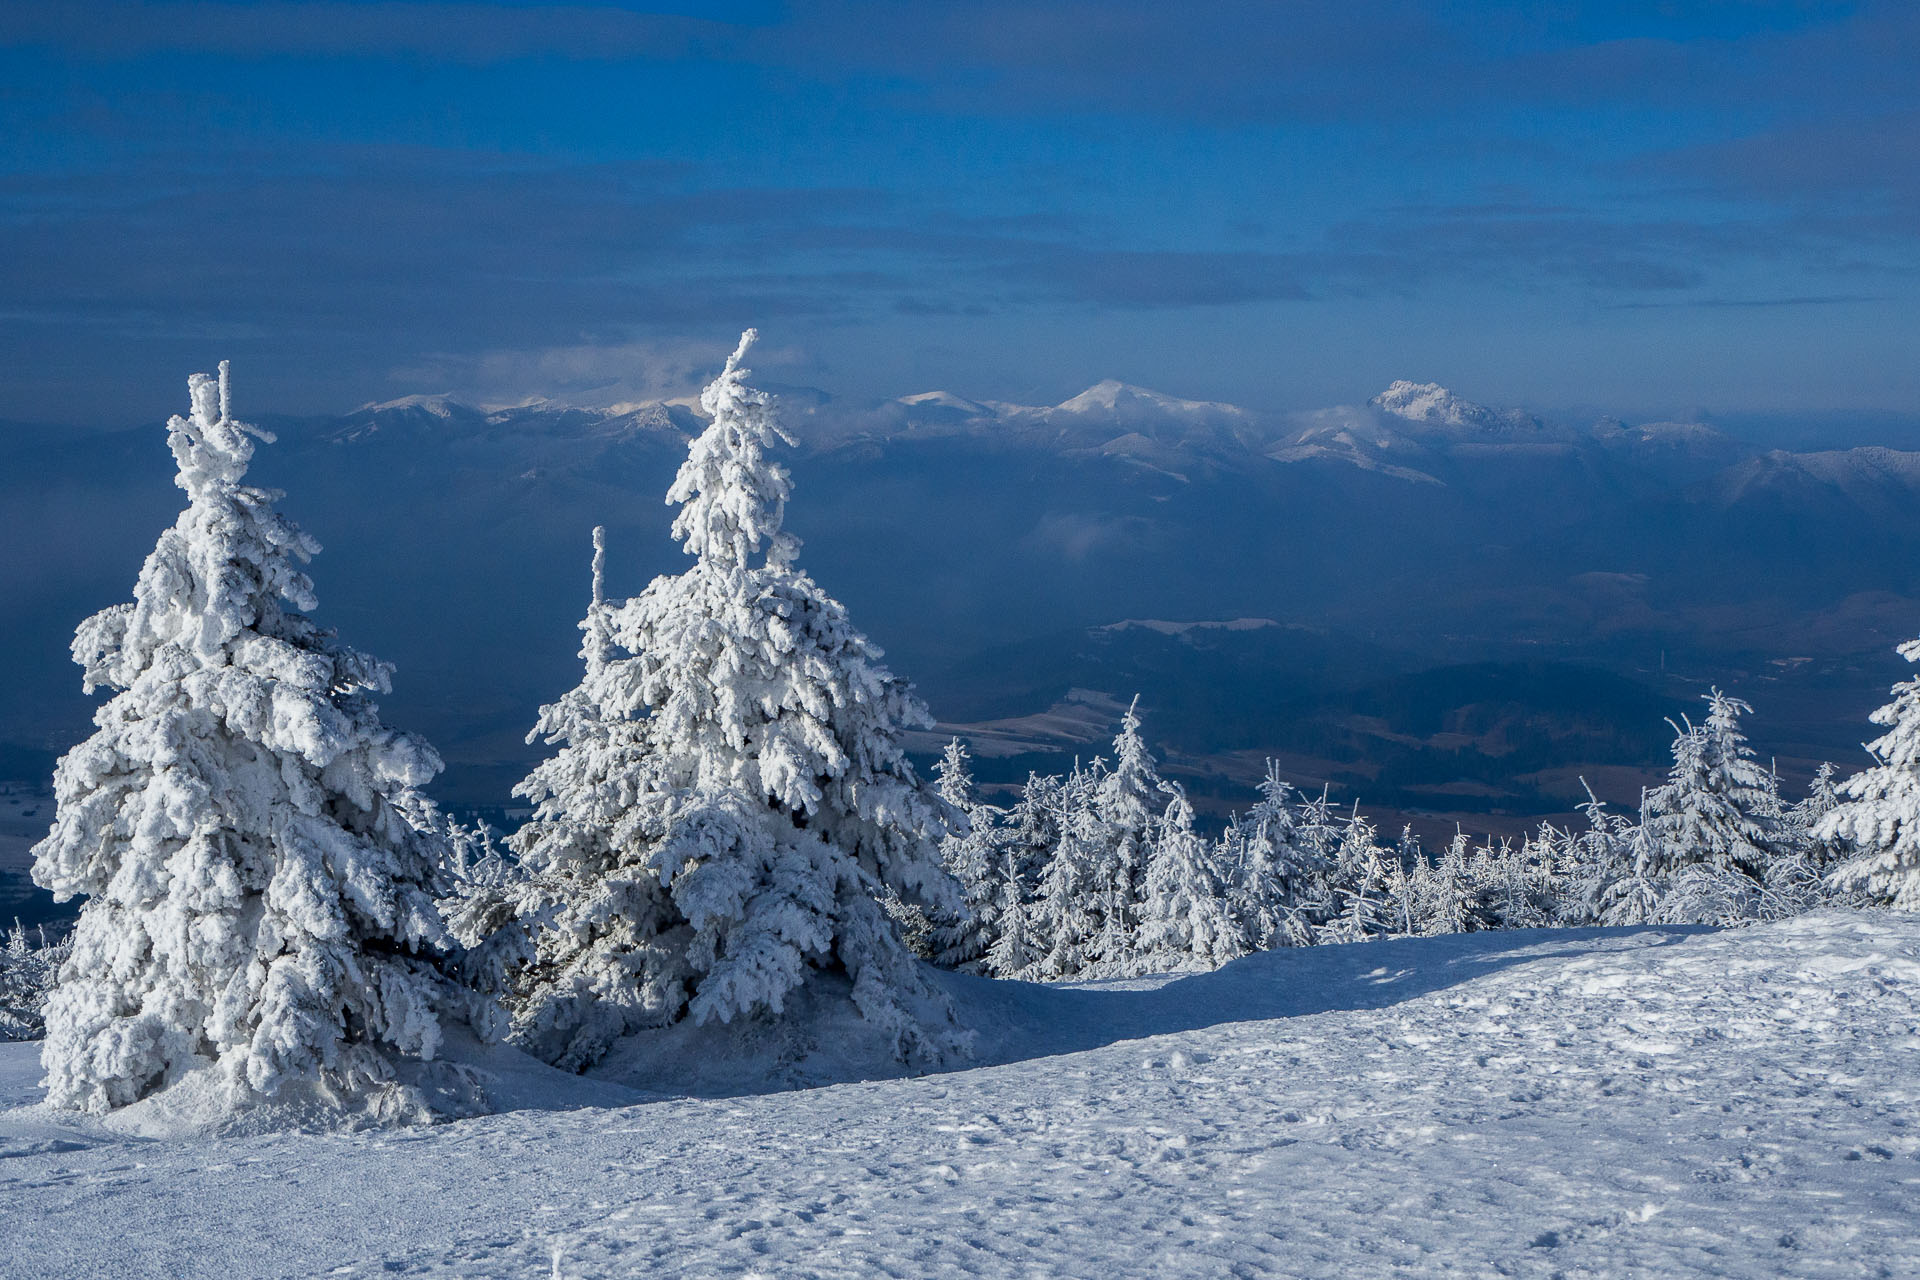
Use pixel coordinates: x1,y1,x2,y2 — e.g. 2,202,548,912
668,328,799,571
590,524,607,607
166,361,275,498
1111,694,1147,765
582,525,613,677
934,737,978,814
1703,688,1755,742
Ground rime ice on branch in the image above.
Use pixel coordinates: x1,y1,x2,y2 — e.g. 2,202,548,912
31,364,484,1115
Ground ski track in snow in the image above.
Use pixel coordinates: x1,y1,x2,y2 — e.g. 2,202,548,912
5,911,1920,1278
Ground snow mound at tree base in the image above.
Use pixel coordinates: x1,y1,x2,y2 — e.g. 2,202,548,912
588,967,971,1097
48,1030,653,1139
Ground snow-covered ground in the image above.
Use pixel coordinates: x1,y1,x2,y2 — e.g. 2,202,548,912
4,911,1918,1277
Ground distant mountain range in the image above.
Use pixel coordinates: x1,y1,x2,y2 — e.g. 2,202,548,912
7,376,1919,833
339,375,1920,502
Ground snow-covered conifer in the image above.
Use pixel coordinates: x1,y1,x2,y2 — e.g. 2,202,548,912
1287,787,1346,935
1384,826,1426,936
930,738,1004,970
1134,795,1246,973
473,528,693,1070
0,923,69,1043
1001,771,1065,896
1023,772,1104,980
502,333,968,1066
1646,692,1781,883
1318,815,1393,943
1466,832,1554,930
1085,699,1174,968
1818,638,1920,909
1226,763,1328,948
1599,793,1668,926
1422,831,1479,935
1659,863,1761,926
1788,762,1844,869
31,364,483,1114
983,853,1037,979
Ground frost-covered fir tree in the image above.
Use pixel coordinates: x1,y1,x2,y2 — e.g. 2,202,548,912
1318,814,1393,943
929,739,1004,970
1134,795,1246,974
983,853,1037,979
1646,692,1781,883
1467,832,1556,930
1659,862,1761,926
1384,826,1426,935
501,332,968,1065
1598,792,1667,926
31,364,484,1115
1789,762,1844,869
1818,637,1920,910
1560,782,1633,927
1022,768,1105,980
1224,763,1328,948
1421,831,1479,935
476,528,694,1070
0,923,70,1043
1001,770,1065,896
1086,699,1174,969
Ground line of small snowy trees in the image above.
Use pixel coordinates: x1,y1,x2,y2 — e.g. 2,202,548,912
23,334,1920,1125
926,687,1887,979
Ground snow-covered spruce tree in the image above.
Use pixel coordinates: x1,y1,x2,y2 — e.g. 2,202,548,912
1599,792,1668,926
1317,814,1393,943
1,923,70,1042
31,364,485,1115
1421,831,1479,935
1818,637,1920,910
1788,762,1845,870
929,738,1005,970
1384,826,1427,936
1747,764,1842,920
466,528,695,1071
1133,794,1246,974
437,812,532,1004
1001,770,1065,897
1558,782,1633,926
1464,832,1554,930
1224,763,1329,948
1085,699,1174,971
1287,786,1346,935
983,852,1037,979
1658,862,1761,927
505,332,968,1065
1646,692,1782,883
1022,771,1105,980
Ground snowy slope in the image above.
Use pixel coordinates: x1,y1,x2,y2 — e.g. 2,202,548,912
5,911,1919,1277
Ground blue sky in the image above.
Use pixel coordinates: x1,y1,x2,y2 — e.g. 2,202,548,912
3,0,1917,424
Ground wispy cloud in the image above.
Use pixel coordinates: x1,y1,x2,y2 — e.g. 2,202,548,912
1605,294,1888,311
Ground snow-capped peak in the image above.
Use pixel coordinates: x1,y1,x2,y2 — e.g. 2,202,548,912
898,390,991,415
1051,380,1250,421
355,392,468,418
1371,381,1536,434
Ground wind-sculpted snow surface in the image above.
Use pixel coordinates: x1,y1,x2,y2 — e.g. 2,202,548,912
3,912,1918,1277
